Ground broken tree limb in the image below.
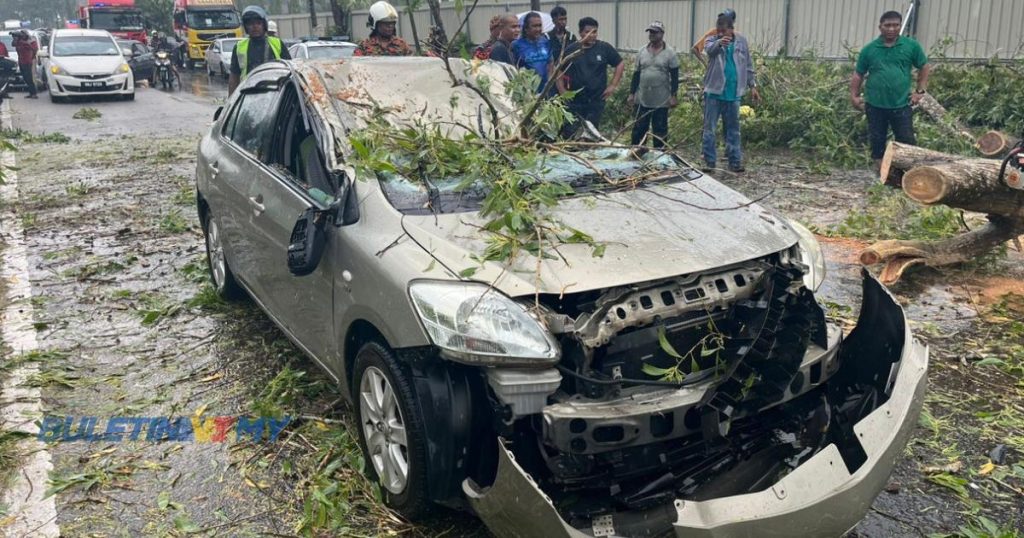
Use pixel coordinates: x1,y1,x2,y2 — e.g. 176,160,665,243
914,93,975,144
976,130,1020,158
859,216,1024,285
879,141,960,187
902,160,1024,217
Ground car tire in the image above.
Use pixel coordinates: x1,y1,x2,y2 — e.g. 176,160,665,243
353,342,432,520
202,210,244,300
49,93,63,104
125,92,135,101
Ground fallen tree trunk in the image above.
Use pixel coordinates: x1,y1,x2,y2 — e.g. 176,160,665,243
859,216,1024,285
879,141,960,187
976,130,1021,158
915,93,975,144
902,160,1024,216
864,143,1024,284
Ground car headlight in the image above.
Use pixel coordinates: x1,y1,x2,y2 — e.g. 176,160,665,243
788,220,826,292
50,64,66,75
409,281,560,367
116,63,130,74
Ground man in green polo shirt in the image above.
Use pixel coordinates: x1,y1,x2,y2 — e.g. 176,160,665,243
850,10,931,170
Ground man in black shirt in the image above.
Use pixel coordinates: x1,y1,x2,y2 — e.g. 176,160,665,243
228,5,291,95
556,17,624,130
487,14,519,65
546,5,577,66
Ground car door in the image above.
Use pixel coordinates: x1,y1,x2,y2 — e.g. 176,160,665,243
206,41,218,68
209,70,286,297
133,43,154,79
243,78,336,361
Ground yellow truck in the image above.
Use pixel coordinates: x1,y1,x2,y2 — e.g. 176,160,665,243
173,0,242,69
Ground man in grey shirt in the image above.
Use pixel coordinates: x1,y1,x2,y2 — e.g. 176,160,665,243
629,21,679,148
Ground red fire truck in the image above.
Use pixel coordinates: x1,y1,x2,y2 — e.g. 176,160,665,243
78,0,147,44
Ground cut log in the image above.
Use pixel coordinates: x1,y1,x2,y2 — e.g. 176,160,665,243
902,160,1024,217
915,93,975,144
879,141,960,187
860,215,1024,285
976,130,1021,158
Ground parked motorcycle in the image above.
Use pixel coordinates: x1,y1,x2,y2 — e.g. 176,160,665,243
154,51,178,90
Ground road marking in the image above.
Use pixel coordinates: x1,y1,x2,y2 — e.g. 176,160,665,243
0,99,60,537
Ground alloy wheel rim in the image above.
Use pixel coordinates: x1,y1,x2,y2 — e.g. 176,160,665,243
206,218,226,289
359,366,409,494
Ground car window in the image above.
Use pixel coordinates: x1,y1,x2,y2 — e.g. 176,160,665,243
224,89,281,160
307,45,356,59
53,35,119,56
268,83,335,196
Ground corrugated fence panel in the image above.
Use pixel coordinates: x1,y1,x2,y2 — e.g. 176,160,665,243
282,1,1021,59
617,1,693,53
788,0,901,57
916,0,1024,59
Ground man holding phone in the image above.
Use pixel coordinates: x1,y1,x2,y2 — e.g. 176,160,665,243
701,13,759,173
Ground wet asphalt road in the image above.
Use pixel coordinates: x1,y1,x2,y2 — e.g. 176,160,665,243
2,69,1021,536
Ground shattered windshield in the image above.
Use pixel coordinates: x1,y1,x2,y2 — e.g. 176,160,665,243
378,148,699,214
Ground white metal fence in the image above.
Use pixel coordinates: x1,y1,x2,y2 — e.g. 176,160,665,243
272,0,1024,59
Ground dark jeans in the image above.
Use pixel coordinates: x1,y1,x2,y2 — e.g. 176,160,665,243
561,99,606,138
19,64,36,96
631,106,669,148
702,97,741,167
865,104,915,159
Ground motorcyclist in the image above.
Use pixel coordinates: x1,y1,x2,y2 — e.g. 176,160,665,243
267,20,278,37
228,5,290,94
354,1,412,56
151,32,181,83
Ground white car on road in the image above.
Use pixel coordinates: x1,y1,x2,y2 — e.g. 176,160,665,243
204,37,240,78
288,40,357,60
40,29,134,103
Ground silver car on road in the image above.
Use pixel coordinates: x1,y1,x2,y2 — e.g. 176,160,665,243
195,57,928,537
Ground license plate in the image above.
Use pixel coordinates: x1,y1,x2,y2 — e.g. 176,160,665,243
81,81,104,89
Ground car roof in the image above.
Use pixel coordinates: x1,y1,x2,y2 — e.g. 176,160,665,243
117,39,141,45
53,29,114,38
304,41,357,47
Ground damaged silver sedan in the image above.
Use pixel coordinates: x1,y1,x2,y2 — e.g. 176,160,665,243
194,57,928,537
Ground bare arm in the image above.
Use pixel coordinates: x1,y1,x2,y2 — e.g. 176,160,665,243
916,63,931,92
610,62,625,90
849,72,864,109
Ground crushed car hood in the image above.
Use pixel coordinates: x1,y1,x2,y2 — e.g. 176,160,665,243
402,176,799,297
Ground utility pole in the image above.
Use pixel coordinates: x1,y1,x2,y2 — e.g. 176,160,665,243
530,0,540,11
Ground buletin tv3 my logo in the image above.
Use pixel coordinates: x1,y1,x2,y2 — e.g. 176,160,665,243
37,415,292,443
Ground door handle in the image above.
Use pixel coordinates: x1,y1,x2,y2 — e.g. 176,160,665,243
249,195,265,215
208,161,219,178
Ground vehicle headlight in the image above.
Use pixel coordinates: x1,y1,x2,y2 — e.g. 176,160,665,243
409,281,560,367
116,63,130,74
50,64,66,75
788,220,826,292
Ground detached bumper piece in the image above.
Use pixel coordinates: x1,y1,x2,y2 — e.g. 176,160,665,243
465,272,928,538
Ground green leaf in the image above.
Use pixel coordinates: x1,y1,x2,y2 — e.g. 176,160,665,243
173,513,200,533
591,243,606,258
975,357,1005,367
657,326,684,360
641,363,671,376
458,267,478,278
423,259,436,272
157,490,170,510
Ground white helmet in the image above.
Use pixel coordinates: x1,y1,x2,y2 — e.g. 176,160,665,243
267,20,278,33
367,1,399,28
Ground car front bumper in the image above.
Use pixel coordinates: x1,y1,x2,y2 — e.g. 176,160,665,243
464,271,928,538
49,72,133,96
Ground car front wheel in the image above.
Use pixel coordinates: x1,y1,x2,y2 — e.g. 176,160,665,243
354,342,430,519
202,210,244,299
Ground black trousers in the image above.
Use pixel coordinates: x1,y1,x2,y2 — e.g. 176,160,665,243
865,104,915,159
19,64,36,96
631,106,669,148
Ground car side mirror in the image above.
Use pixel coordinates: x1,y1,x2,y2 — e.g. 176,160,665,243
122,48,134,57
213,105,223,121
37,49,48,59
287,207,327,276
